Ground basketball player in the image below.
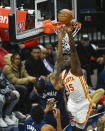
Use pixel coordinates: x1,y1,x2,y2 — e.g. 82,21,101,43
60,25,92,130
24,103,62,131
30,28,71,130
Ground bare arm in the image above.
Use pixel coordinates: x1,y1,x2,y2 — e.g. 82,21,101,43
51,28,65,82
62,86,67,104
41,28,65,87
41,108,63,131
67,27,83,76
53,108,62,131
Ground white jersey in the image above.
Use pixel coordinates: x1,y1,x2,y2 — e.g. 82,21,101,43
61,70,92,129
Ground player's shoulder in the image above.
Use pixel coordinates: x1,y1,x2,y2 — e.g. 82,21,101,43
41,124,55,131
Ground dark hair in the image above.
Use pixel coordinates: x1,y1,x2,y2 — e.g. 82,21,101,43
31,46,41,52
31,103,44,123
34,78,46,94
11,53,20,62
11,53,22,78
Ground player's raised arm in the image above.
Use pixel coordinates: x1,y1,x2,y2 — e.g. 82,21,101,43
67,26,83,76
40,28,65,85
51,28,65,82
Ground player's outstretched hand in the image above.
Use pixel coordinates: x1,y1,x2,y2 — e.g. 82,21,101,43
44,99,56,113
57,27,66,41
53,108,61,121
65,22,72,33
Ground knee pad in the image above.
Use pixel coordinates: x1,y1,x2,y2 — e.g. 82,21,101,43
0,94,5,104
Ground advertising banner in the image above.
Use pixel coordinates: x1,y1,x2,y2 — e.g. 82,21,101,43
0,8,27,31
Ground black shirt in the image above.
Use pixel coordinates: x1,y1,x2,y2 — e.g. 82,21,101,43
25,56,50,77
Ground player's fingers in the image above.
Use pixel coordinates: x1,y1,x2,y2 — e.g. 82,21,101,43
47,100,55,105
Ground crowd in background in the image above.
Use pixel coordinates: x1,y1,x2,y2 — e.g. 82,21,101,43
0,27,105,130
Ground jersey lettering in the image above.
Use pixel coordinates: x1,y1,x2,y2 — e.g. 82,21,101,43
66,83,74,92
42,91,57,99
27,125,36,131
0,16,8,24
63,77,74,85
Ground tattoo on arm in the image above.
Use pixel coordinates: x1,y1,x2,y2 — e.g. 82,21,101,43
51,27,65,81
52,61,62,81
52,31,63,81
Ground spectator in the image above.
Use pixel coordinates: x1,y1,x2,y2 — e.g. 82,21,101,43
19,37,39,60
24,103,62,131
39,45,53,73
3,53,35,85
0,69,20,127
45,44,56,67
76,34,104,86
0,46,8,69
96,70,105,90
30,77,70,129
25,46,50,77
3,53,36,113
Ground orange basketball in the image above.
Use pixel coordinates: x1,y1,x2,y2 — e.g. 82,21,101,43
58,9,73,25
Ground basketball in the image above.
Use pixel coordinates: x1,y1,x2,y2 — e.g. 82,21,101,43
58,9,73,25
